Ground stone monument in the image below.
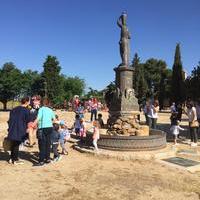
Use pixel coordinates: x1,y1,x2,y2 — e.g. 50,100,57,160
107,12,149,136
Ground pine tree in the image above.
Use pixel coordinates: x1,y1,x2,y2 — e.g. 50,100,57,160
171,44,185,103
42,55,63,104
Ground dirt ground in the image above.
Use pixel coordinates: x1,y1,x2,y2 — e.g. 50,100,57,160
0,111,200,200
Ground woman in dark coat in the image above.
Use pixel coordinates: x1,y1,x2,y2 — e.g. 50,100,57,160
7,97,30,165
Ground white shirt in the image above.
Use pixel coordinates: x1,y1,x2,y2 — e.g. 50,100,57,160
147,105,159,119
170,125,184,135
187,107,197,122
196,105,200,119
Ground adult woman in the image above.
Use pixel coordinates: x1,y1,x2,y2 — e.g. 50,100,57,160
34,98,55,165
27,95,41,147
7,97,30,165
147,100,159,129
196,100,200,133
90,98,98,122
186,101,199,147
143,100,150,125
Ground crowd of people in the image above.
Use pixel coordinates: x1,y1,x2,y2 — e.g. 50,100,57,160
169,100,200,146
6,95,105,166
66,96,108,113
5,94,200,165
143,98,200,146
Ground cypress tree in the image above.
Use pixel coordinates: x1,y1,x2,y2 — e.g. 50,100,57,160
171,43,185,104
42,55,63,104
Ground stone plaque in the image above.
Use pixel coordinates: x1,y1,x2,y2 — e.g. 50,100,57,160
163,157,200,167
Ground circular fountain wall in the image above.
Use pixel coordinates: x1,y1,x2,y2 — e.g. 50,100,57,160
86,129,166,151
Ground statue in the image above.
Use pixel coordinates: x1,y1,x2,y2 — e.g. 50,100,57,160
117,12,131,66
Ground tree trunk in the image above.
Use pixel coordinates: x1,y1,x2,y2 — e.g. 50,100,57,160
2,101,7,110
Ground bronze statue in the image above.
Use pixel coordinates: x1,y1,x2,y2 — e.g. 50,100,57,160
117,12,131,66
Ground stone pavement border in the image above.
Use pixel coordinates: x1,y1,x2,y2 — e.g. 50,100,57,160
73,142,200,173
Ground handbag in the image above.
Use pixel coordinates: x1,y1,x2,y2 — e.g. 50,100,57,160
190,120,199,128
3,137,12,152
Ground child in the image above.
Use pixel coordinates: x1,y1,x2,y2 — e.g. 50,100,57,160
79,119,86,144
74,114,81,136
76,102,85,119
92,120,100,151
59,121,70,155
54,114,60,124
97,113,104,128
51,123,62,162
170,120,185,145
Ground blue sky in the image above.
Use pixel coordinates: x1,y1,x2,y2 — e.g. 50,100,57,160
0,0,200,91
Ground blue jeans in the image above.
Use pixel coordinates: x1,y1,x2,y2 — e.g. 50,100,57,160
38,127,53,163
91,109,97,121
148,118,157,129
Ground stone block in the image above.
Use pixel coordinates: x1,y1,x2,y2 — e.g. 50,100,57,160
136,125,149,136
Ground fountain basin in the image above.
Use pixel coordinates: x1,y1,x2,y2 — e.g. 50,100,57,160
86,129,166,151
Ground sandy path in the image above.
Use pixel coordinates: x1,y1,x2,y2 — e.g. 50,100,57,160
0,111,200,200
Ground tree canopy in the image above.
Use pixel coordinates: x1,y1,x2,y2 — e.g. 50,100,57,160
0,62,22,110
171,43,185,104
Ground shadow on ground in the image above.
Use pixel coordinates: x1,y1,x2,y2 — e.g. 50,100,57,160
0,148,38,164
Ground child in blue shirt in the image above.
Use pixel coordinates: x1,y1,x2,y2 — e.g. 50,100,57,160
59,120,70,155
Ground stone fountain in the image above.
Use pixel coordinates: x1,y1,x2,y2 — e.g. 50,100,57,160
86,13,166,151
107,12,149,137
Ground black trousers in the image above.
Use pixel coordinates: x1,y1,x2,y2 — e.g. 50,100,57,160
10,140,21,162
189,126,198,143
52,143,59,158
38,127,53,162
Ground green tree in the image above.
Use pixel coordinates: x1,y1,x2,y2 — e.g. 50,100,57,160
104,82,116,107
132,53,148,103
85,87,103,101
30,75,46,97
185,62,200,100
0,62,22,110
158,69,172,109
63,76,85,101
21,69,41,96
42,55,63,104
171,43,185,103
143,58,168,98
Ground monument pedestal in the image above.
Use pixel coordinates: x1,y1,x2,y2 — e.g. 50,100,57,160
107,65,142,136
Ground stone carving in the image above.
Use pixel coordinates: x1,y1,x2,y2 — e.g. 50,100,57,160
125,88,134,99
117,12,131,66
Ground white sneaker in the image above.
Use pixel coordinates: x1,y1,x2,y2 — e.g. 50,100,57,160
13,160,24,165
19,144,25,151
191,143,198,147
54,155,62,162
8,159,12,164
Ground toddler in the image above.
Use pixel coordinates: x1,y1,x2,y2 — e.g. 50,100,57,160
51,123,61,162
92,120,100,151
59,120,70,155
97,113,104,128
79,119,86,144
170,120,185,145
74,114,81,136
